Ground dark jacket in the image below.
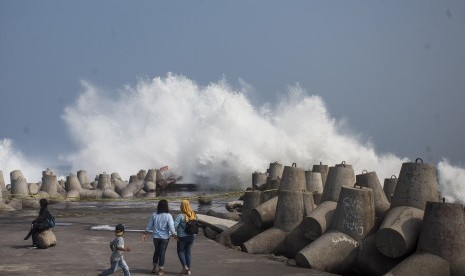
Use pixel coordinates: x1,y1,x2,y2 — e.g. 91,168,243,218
32,208,52,230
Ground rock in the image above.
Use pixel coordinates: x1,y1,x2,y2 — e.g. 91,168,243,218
225,200,243,212
198,194,212,205
34,229,57,249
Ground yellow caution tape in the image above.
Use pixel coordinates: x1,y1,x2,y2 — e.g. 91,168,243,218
5,190,251,203
5,188,279,203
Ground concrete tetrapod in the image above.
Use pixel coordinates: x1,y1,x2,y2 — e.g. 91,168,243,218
120,179,144,198
260,180,280,200
376,206,424,259
66,190,80,201
143,169,157,192
0,172,3,203
0,170,6,193
280,223,312,259
356,234,405,275
301,200,338,241
28,183,39,194
228,222,263,246
296,231,359,273
229,190,263,246
65,174,82,192
376,159,439,259
356,171,390,223
241,190,262,224
10,170,24,183
143,180,156,193
383,175,397,203
279,164,306,192
102,189,121,199
96,173,112,190
296,186,376,274
215,222,239,248
129,175,138,183
155,169,168,189
302,191,317,216
312,163,329,188
416,201,465,276
10,170,29,199
242,189,306,254
266,161,284,183
79,188,103,199
40,169,58,196
320,162,355,203
384,253,450,276
110,172,122,181
390,159,439,210
305,171,323,205
113,178,128,195
252,171,267,190
274,190,305,232
300,162,355,241
251,196,278,229
77,170,91,189
136,169,147,181
260,188,279,203
240,227,288,254
330,186,375,241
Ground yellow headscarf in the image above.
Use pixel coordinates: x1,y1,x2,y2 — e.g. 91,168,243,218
181,199,196,222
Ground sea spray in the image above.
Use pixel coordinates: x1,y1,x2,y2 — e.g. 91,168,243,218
0,74,464,203
61,74,404,187
0,138,42,180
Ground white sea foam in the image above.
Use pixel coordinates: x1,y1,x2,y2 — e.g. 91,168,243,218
60,74,406,186
0,139,42,181
1,73,465,203
91,225,114,231
91,225,146,232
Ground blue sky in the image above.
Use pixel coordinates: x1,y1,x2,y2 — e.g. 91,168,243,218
1,0,465,169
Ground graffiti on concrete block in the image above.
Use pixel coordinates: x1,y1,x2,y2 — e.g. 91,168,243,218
342,196,364,236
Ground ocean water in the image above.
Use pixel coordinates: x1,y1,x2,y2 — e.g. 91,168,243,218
51,188,240,214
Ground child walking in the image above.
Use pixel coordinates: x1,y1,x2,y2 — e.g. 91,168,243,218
99,224,131,276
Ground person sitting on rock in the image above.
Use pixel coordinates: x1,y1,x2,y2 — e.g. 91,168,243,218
24,198,54,247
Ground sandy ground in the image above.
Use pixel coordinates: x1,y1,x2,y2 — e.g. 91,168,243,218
0,204,335,276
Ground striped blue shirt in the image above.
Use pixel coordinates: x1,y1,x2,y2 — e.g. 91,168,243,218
145,212,176,239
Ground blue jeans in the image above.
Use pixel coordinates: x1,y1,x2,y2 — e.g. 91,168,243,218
101,256,130,276
153,238,170,267
177,235,195,269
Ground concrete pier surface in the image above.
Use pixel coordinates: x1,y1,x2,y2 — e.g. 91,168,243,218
0,205,335,276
